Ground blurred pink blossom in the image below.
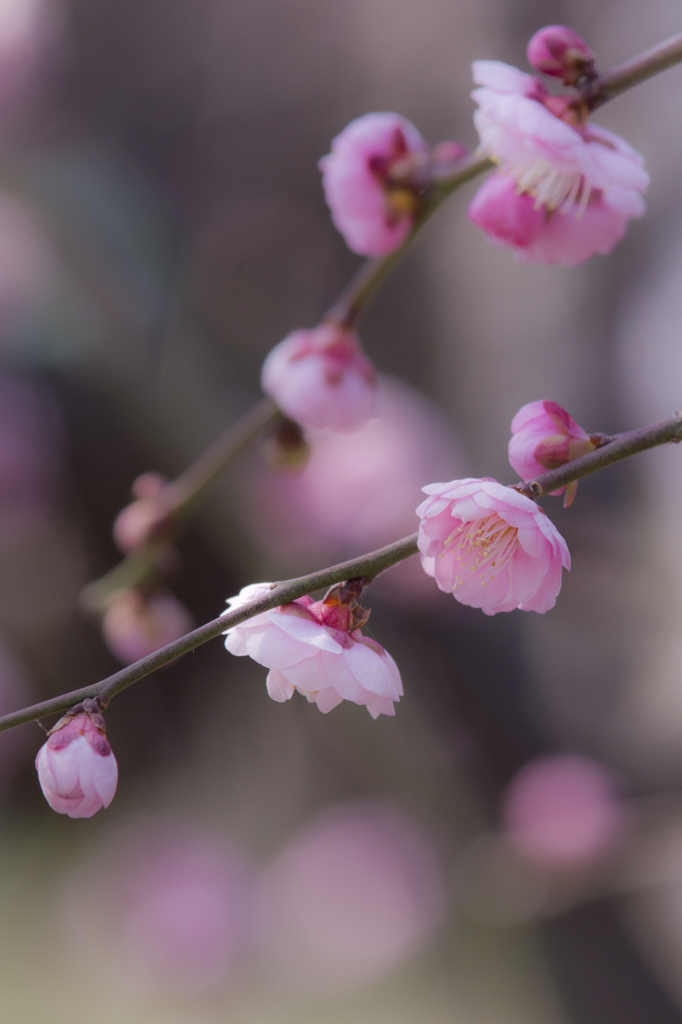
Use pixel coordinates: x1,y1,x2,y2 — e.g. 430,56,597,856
319,112,429,256
36,708,117,818
261,323,380,433
117,829,253,993
416,477,570,614
256,802,444,993
244,378,463,579
65,822,254,995
526,25,595,84
112,474,171,554
0,0,59,115
468,60,649,264
509,399,595,507
502,755,626,870
224,583,403,717
102,589,193,665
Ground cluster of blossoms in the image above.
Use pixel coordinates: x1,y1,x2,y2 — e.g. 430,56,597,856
258,26,648,439
33,21,647,819
467,56,649,265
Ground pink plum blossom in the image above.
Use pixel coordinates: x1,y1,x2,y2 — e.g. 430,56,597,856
261,323,380,433
526,25,595,84
502,755,626,870
102,589,193,665
509,399,595,507
468,60,649,265
224,583,403,718
36,705,118,818
319,112,429,256
416,477,570,614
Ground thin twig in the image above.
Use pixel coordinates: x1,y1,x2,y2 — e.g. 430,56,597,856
581,31,682,110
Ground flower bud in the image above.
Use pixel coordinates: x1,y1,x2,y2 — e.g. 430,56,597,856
261,324,380,434
35,701,118,818
102,589,193,665
113,473,173,554
508,400,596,507
526,26,595,85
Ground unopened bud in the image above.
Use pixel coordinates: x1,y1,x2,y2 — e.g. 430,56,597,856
527,25,596,86
102,589,193,665
36,703,118,818
131,472,167,500
509,400,595,508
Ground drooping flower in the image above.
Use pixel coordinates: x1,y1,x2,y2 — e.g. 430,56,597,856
261,323,380,433
36,702,118,818
526,25,595,85
468,60,649,265
416,477,570,614
509,399,596,507
224,582,403,718
319,112,429,257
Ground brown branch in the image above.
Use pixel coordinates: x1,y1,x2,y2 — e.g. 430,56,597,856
581,31,682,110
2,411,681,735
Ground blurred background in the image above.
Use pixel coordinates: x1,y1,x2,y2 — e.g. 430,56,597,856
0,0,681,1020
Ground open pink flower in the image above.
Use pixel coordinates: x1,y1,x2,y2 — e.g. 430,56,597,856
468,60,649,265
509,400,595,506
261,324,380,433
319,112,429,256
416,478,570,614
224,583,403,718
36,706,118,818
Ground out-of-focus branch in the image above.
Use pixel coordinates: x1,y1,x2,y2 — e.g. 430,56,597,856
1,534,419,732
326,153,493,329
2,411,681,735
80,397,279,611
581,31,682,110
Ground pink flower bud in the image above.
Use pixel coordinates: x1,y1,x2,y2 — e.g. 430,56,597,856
319,112,429,256
112,499,171,554
416,478,570,614
261,324,380,433
102,589,193,665
35,705,118,818
526,26,595,85
509,400,595,507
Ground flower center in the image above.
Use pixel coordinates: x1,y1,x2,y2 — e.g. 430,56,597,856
506,158,592,214
441,512,519,590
